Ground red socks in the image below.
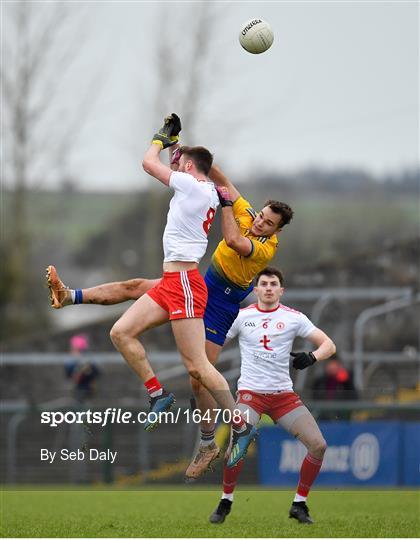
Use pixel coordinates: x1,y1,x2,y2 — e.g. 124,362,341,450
297,453,323,497
144,376,162,397
221,451,322,499
223,459,244,494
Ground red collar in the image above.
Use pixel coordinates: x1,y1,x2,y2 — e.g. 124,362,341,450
256,303,281,313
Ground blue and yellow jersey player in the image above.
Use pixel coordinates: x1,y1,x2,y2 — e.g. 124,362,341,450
203,164,293,353
46,157,294,480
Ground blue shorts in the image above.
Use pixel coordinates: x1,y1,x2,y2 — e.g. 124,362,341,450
204,265,253,346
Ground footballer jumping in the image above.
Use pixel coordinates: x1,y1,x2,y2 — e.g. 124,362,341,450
79,114,256,465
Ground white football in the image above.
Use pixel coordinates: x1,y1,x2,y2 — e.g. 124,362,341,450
239,18,274,54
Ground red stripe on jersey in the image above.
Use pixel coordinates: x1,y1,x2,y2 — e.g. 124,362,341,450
279,303,302,314
240,303,258,312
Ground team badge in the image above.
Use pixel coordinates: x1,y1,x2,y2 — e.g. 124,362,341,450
276,322,285,330
241,393,253,402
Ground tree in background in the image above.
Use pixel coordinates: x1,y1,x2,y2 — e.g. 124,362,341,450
1,1,98,339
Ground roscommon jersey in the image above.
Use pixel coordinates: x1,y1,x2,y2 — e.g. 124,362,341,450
211,197,278,288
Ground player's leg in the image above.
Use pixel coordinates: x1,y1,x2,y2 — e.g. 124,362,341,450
185,288,241,479
210,402,261,524
185,340,222,480
82,278,160,305
171,317,257,464
191,340,222,425
46,264,160,308
276,405,327,524
189,264,242,437
110,293,174,430
171,318,237,411
110,294,168,380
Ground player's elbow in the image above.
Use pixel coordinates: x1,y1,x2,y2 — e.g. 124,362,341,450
225,235,240,250
226,237,251,257
327,338,336,357
142,158,153,174
225,236,236,249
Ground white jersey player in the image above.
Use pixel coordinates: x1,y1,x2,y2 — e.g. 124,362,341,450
210,266,336,525
163,170,218,264
230,301,316,393
109,114,257,465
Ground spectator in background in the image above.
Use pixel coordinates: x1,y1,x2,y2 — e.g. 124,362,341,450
311,355,358,419
65,334,100,403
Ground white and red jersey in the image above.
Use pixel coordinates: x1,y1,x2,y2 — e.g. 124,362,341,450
226,303,316,392
163,171,219,263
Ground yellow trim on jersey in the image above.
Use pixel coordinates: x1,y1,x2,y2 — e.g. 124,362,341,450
212,196,278,288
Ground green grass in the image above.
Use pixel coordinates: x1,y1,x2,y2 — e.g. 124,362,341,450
1,488,419,537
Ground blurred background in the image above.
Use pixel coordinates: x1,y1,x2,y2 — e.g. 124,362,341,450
1,1,419,488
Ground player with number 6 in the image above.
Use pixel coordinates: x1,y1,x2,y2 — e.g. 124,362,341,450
209,266,336,525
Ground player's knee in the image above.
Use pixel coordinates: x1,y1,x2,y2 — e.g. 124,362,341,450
311,437,327,457
188,367,203,382
190,375,204,395
109,323,126,348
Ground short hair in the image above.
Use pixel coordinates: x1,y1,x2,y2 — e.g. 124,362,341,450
263,200,294,229
255,266,285,286
179,146,214,175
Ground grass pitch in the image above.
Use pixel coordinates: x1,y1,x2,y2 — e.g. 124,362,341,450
1,487,418,537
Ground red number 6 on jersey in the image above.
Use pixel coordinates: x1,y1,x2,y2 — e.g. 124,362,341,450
203,207,216,235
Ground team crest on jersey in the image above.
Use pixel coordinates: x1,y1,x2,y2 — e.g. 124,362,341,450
276,322,285,330
241,393,253,402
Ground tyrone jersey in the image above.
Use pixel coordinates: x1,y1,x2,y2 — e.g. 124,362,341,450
226,303,316,392
211,197,278,288
163,171,219,263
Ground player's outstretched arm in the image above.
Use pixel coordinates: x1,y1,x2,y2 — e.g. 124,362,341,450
142,113,181,185
209,165,241,203
216,187,253,257
142,143,173,186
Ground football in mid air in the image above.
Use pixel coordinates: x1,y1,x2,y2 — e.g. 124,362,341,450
239,18,274,54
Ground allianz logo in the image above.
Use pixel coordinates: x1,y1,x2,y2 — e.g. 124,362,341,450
279,433,380,480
